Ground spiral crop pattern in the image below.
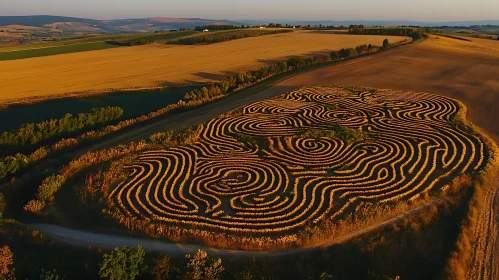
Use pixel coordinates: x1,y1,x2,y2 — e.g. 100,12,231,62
109,87,487,234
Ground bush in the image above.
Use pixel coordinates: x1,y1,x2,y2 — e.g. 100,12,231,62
24,199,45,213
36,175,65,202
151,255,172,280
99,246,146,280
383,39,390,49
186,249,224,280
0,245,14,278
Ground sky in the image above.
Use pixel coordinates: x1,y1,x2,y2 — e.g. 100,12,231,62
2,0,498,21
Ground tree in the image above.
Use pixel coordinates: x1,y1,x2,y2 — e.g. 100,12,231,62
330,51,340,61
287,56,305,70
383,38,390,49
151,255,172,280
355,44,368,54
99,246,146,280
367,44,373,53
185,249,224,280
0,245,14,279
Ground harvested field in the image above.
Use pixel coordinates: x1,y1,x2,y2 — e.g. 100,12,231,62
107,86,486,243
0,31,406,104
276,35,499,143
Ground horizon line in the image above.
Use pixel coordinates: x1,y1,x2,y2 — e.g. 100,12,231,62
0,14,498,24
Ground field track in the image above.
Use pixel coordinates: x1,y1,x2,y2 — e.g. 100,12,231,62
468,180,499,280
29,199,438,256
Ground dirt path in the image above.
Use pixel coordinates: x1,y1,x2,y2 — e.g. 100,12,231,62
468,181,499,280
30,200,438,256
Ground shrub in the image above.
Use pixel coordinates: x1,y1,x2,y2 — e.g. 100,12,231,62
99,246,146,280
186,249,224,280
383,39,390,49
0,245,14,278
151,255,172,280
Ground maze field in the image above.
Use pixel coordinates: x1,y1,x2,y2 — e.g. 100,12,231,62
108,86,487,236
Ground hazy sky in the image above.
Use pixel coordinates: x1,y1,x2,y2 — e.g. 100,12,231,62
2,0,498,21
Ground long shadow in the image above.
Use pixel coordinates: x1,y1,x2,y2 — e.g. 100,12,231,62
192,72,227,80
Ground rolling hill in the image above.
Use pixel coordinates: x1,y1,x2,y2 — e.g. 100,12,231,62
0,15,246,33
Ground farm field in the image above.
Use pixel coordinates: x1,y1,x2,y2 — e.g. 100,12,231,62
275,35,499,144
0,42,119,60
0,33,134,53
0,31,407,104
93,86,486,249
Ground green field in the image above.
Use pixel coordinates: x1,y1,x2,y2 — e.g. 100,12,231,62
0,42,119,60
0,86,197,133
107,30,197,46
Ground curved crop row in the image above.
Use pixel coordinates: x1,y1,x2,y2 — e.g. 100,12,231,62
107,86,487,236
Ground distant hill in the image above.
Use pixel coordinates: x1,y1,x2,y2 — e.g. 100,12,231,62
2,16,497,33
0,15,246,33
241,19,499,27
0,15,100,27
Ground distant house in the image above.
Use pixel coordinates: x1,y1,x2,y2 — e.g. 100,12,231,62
259,26,265,29
203,29,209,32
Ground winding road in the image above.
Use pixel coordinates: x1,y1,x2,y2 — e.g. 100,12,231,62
30,200,438,256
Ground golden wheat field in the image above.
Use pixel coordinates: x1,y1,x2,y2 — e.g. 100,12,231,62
0,31,406,103
106,86,486,243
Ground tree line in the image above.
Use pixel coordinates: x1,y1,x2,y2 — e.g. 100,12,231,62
107,31,196,46
169,29,293,45
348,27,427,41
194,25,246,31
0,107,122,180
177,40,388,105
0,107,123,147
